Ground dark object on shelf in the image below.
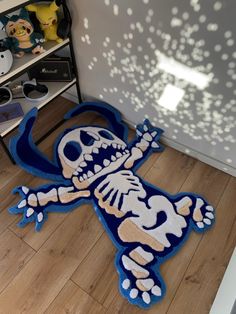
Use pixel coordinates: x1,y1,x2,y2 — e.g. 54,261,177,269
28,57,73,82
0,79,49,106
23,79,49,101
57,2,72,39
0,102,24,124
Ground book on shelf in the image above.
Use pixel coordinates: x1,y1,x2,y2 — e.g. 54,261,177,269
0,102,24,124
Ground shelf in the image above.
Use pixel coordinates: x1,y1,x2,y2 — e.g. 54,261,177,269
0,0,33,15
0,39,70,85
0,78,76,137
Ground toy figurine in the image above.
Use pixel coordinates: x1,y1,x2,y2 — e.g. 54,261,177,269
26,0,63,43
0,9,45,58
0,29,13,76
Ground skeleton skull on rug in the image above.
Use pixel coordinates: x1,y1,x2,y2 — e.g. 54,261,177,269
9,102,215,309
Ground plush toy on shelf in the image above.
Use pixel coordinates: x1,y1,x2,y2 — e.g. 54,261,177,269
0,29,13,76
0,9,45,58
26,0,63,44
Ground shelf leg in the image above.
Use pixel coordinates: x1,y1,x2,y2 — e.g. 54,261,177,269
0,136,16,165
35,119,66,145
64,0,83,103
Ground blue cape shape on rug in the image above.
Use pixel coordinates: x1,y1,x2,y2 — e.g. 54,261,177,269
8,101,215,309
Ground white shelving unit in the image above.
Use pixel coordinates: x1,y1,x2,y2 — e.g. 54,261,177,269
0,0,31,14
0,0,81,163
0,78,76,137
0,39,70,85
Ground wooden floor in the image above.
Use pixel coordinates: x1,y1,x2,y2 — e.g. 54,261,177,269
0,97,235,314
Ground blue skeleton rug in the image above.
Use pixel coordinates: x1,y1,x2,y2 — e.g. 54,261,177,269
9,101,215,309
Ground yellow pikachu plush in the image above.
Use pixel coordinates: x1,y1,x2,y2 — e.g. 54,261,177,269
26,1,63,43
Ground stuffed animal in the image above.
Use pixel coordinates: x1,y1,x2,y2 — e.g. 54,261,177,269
26,0,63,43
0,30,13,76
0,8,45,58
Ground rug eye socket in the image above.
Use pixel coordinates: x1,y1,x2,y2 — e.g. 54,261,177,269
99,130,114,140
80,130,97,146
63,141,82,161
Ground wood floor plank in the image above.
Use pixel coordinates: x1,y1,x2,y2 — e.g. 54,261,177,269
0,204,103,313
0,229,35,294
106,161,230,314
0,171,34,236
145,146,196,194
9,211,69,252
45,280,106,314
71,232,118,308
167,177,236,314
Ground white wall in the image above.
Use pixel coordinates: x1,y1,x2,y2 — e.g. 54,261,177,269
66,0,236,176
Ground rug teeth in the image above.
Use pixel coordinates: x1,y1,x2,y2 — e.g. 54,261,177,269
80,161,87,167
94,164,102,173
87,170,93,177
93,147,99,154
84,154,93,161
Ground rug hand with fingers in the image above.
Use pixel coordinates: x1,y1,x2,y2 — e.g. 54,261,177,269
9,101,215,309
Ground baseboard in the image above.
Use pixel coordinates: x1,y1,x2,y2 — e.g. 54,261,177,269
62,92,236,177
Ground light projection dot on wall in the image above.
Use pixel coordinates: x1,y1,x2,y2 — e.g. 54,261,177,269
207,24,218,31
182,12,189,20
214,1,223,11
226,82,233,88
199,15,206,23
171,18,182,28
224,31,232,38
227,39,234,46
125,8,132,16
222,54,229,60
113,4,119,15
130,23,135,30
142,0,149,4
104,0,110,5
149,26,155,33
214,45,222,52
228,62,235,68
83,18,89,29
172,7,178,15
